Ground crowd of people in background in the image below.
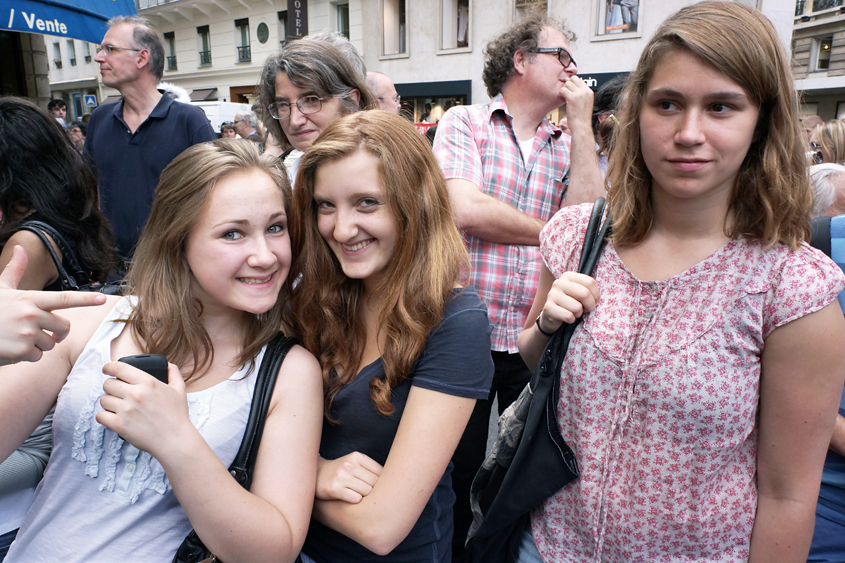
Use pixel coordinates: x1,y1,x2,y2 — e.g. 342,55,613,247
1,2,845,563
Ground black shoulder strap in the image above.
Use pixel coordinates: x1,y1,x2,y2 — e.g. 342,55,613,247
547,197,611,435
810,215,832,257
228,332,297,490
12,221,83,290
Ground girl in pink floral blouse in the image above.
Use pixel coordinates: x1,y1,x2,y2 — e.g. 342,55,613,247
517,3,845,562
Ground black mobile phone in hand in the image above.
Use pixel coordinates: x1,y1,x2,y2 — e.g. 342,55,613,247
118,354,168,384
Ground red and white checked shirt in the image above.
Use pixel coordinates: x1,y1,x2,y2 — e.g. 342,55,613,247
433,95,570,352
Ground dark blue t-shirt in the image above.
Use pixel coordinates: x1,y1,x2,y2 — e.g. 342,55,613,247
84,93,215,258
302,287,494,563
817,215,845,526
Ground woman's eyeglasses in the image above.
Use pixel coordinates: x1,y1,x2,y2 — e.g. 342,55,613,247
268,96,324,120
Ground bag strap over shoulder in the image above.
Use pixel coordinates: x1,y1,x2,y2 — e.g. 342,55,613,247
228,332,297,490
12,220,88,290
541,198,612,366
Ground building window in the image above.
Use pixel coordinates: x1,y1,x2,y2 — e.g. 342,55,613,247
515,0,546,19
816,35,833,70
814,0,844,11
53,42,62,69
278,11,287,47
336,3,350,39
197,25,211,66
83,42,91,63
72,92,83,121
382,0,406,56
595,0,640,37
164,32,177,71
67,40,76,66
235,18,251,62
442,0,469,50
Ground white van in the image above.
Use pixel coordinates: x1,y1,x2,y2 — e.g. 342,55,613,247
191,101,251,134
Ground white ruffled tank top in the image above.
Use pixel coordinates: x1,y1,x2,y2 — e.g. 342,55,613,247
6,297,265,562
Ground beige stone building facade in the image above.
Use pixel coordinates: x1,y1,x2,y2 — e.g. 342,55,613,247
46,0,792,126
793,0,845,119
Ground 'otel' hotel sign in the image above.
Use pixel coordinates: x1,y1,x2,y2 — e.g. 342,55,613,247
287,0,308,40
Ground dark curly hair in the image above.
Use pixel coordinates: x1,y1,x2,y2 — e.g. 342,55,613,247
482,12,574,98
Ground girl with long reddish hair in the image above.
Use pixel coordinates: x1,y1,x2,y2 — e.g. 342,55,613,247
288,110,494,562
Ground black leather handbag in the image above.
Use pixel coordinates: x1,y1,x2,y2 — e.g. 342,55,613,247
173,332,296,563
465,198,612,563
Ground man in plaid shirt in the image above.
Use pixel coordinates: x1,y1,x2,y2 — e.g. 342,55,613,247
433,14,603,561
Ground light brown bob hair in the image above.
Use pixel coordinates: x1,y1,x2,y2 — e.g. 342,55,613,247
607,1,810,248
289,110,468,417
126,139,292,379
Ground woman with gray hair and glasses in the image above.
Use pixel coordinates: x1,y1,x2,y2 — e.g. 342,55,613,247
256,38,376,181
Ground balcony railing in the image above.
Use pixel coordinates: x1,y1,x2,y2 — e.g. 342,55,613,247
167,56,177,71
85,55,91,63
70,58,76,66
54,60,62,69
199,50,211,66
237,45,251,62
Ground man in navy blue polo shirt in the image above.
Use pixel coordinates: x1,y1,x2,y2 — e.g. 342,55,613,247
85,15,215,262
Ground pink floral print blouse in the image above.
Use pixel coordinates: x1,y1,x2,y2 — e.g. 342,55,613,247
531,204,845,563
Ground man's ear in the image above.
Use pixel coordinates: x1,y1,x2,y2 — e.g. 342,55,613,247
136,48,151,71
349,88,361,107
513,49,529,76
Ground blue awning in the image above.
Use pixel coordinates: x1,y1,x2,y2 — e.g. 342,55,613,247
1,0,137,44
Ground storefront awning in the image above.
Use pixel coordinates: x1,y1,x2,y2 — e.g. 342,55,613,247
1,0,137,43
189,88,218,102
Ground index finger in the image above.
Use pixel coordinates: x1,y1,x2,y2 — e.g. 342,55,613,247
102,360,148,384
30,290,107,312
0,246,27,290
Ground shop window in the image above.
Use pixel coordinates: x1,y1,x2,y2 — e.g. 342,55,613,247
235,18,251,62
442,0,469,50
383,0,406,56
197,25,211,66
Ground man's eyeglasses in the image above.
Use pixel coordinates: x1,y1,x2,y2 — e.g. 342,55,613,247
530,48,576,69
268,96,324,120
96,44,142,56
378,94,401,104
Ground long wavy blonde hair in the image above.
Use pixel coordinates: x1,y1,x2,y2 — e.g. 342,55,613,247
607,1,810,249
125,139,292,379
288,110,467,416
